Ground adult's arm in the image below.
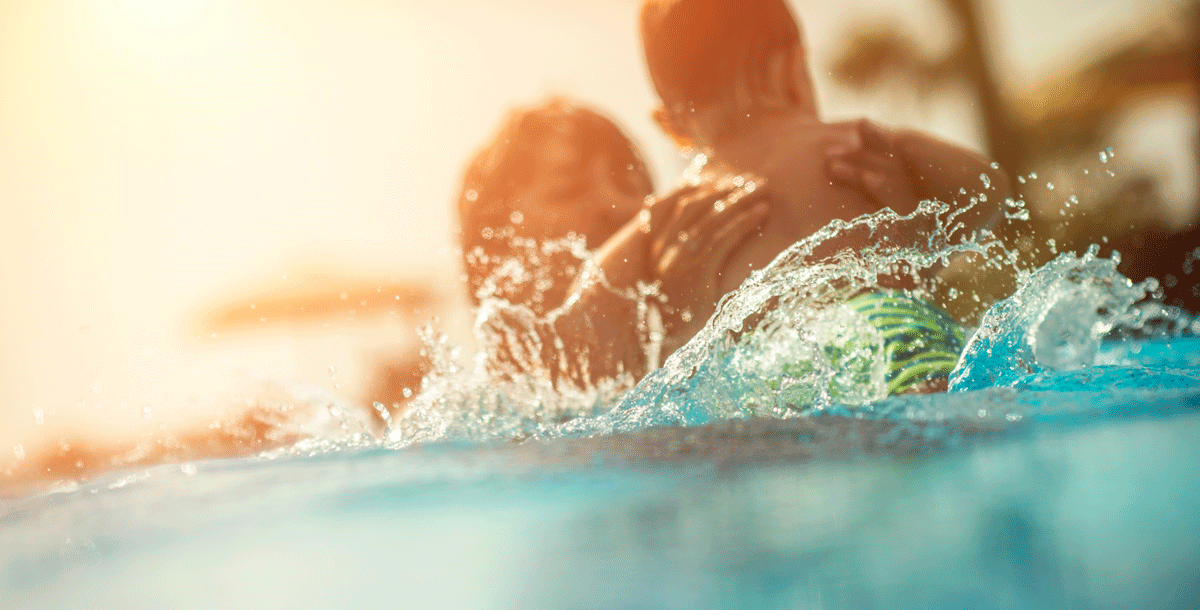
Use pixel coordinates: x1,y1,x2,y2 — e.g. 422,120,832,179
826,119,1010,238
894,128,1011,238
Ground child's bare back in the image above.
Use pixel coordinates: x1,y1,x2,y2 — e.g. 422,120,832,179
635,0,1010,341
697,117,916,297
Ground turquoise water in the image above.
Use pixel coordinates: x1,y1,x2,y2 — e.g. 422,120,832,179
1,352,1197,609
3,204,1200,608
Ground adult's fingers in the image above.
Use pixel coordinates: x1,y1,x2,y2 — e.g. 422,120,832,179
663,185,734,237
856,119,892,153
706,202,770,268
682,187,771,251
826,151,908,204
653,186,770,272
651,185,734,259
654,240,685,280
644,184,703,223
844,151,917,208
828,148,895,177
654,198,769,280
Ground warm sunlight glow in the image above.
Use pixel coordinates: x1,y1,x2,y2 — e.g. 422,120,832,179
116,0,210,29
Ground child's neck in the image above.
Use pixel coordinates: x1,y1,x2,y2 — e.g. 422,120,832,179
703,111,820,175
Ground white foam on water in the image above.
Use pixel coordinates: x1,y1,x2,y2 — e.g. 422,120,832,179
295,186,1191,454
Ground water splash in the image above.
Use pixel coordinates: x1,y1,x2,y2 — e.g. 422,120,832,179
276,183,1183,454
567,200,1011,436
381,197,1013,445
949,246,1152,391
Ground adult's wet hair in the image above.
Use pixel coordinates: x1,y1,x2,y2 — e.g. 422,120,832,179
641,0,803,126
456,98,652,301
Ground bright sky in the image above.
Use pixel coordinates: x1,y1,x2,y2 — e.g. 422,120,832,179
0,0,1188,453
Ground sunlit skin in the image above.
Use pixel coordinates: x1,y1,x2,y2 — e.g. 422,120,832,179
642,0,1010,339
548,0,1011,386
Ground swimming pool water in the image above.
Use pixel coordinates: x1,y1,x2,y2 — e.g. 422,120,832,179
2,339,1198,609
4,234,1199,609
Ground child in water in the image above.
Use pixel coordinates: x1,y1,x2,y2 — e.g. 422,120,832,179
638,0,1011,391
524,0,1013,393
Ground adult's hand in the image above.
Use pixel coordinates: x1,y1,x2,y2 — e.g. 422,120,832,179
647,180,771,347
826,119,920,216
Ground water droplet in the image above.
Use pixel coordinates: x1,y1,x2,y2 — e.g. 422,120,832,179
1029,172,1038,180
1099,150,1108,163
1017,176,1026,184
509,210,524,225
979,173,991,189
990,162,1000,169
1046,182,1054,190
1105,146,1114,158
33,408,44,425
180,463,197,476
13,444,24,460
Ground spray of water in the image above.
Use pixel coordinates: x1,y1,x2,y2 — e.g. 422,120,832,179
376,195,1001,446
275,174,1192,455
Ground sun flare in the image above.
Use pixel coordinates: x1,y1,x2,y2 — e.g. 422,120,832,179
116,0,210,30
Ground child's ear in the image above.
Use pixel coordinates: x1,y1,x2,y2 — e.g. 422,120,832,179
652,107,693,149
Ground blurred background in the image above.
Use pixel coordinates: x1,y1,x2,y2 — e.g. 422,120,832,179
0,0,1196,479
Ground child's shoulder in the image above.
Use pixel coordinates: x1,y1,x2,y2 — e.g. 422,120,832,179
773,117,868,153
